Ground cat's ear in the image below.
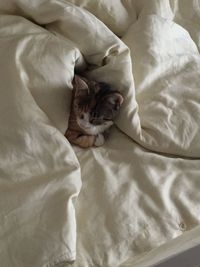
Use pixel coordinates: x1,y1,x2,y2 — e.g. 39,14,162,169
73,75,89,96
107,93,124,111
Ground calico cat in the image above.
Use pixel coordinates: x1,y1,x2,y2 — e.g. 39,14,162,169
65,75,123,148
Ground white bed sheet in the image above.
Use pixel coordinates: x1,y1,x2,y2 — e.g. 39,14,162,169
0,1,200,267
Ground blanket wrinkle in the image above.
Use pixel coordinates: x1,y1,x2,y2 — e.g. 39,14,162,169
1,1,200,267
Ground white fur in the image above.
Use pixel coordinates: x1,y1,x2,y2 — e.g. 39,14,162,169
77,113,113,135
94,134,105,146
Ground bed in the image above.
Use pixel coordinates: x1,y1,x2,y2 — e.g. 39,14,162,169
0,0,200,266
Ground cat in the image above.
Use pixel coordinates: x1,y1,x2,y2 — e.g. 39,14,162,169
65,75,123,148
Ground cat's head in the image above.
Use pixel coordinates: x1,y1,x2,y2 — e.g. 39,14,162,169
72,75,123,134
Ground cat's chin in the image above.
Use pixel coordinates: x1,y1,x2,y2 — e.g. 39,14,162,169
77,119,113,135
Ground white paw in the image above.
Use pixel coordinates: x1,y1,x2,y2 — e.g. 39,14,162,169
94,134,105,147
105,121,113,128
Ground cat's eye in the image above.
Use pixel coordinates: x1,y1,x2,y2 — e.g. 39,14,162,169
80,114,84,119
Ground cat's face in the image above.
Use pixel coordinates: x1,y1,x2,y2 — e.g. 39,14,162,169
72,75,123,135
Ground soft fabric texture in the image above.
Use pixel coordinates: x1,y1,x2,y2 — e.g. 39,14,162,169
0,1,200,267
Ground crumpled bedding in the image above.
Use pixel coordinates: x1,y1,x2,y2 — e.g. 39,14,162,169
1,0,200,267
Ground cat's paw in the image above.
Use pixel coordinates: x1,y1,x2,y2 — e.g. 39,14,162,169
105,121,114,128
94,134,105,147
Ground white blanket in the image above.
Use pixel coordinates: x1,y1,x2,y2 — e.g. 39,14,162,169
0,0,200,266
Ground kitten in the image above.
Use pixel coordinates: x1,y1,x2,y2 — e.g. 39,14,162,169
65,75,123,148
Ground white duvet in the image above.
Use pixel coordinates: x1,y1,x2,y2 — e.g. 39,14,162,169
0,0,200,267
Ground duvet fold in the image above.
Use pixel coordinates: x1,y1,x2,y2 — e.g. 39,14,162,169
1,1,200,267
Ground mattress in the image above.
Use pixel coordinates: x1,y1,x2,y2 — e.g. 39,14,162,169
0,0,200,266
